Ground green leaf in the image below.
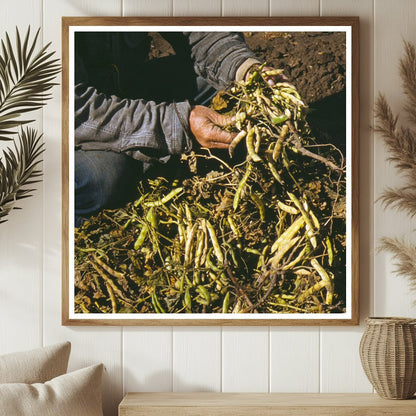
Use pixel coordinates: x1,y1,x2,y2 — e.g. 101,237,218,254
0,127,45,222
0,27,57,222
0,26,60,141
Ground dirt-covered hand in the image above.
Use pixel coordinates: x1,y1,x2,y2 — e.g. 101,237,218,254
189,105,236,149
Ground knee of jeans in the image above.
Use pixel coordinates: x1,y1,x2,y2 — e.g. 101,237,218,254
75,150,143,218
75,161,108,214
75,151,128,215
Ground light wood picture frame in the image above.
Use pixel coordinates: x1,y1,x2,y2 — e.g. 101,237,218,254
62,16,359,325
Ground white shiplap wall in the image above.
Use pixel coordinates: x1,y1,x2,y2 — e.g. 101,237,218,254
1,1,416,415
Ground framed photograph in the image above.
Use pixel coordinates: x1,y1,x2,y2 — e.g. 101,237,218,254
62,16,359,325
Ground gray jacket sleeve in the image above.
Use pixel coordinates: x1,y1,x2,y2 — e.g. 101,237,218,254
75,84,192,163
74,32,257,161
185,32,258,90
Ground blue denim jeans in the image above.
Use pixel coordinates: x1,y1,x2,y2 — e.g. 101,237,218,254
74,74,216,226
75,150,143,227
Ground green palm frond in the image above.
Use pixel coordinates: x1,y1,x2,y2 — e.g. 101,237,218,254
0,127,44,223
0,26,59,223
0,27,60,141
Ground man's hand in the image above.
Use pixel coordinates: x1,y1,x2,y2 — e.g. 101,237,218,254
189,105,235,149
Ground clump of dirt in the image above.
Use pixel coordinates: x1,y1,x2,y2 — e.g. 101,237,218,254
148,32,175,58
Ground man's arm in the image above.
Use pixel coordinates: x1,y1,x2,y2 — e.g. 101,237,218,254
183,32,290,88
184,32,260,90
75,84,193,162
75,84,236,160
74,32,260,159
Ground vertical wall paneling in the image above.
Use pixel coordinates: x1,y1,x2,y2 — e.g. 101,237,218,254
0,0,43,354
270,0,321,16
222,327,269,392
173,327,221,392
319,0,375,393
123,0,173,16
320,327,373,393
270,328,320,392
173,0,222,16
222,0,270,17
123,328,173,393
0,0,41,32
373,0,416,317
44,0,124,16
42,2,124,415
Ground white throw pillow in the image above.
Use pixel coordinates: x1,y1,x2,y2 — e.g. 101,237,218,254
0,364,104,416
0,341,71,384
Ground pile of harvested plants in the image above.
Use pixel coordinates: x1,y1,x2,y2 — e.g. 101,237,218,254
75,65,347,314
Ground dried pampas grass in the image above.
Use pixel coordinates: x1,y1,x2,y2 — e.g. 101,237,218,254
376,40,416,297
379,237,416,293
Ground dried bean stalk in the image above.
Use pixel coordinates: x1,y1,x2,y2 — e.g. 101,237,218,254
74,61,347,315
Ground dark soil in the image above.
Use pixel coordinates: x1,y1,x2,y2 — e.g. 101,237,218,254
149,31,346,102
244,32,346,103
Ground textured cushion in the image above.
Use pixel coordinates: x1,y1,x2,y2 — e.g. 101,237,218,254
0,364,104,416
0,342,71,384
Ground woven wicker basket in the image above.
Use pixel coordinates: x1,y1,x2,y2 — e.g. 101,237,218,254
359,317,416,399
